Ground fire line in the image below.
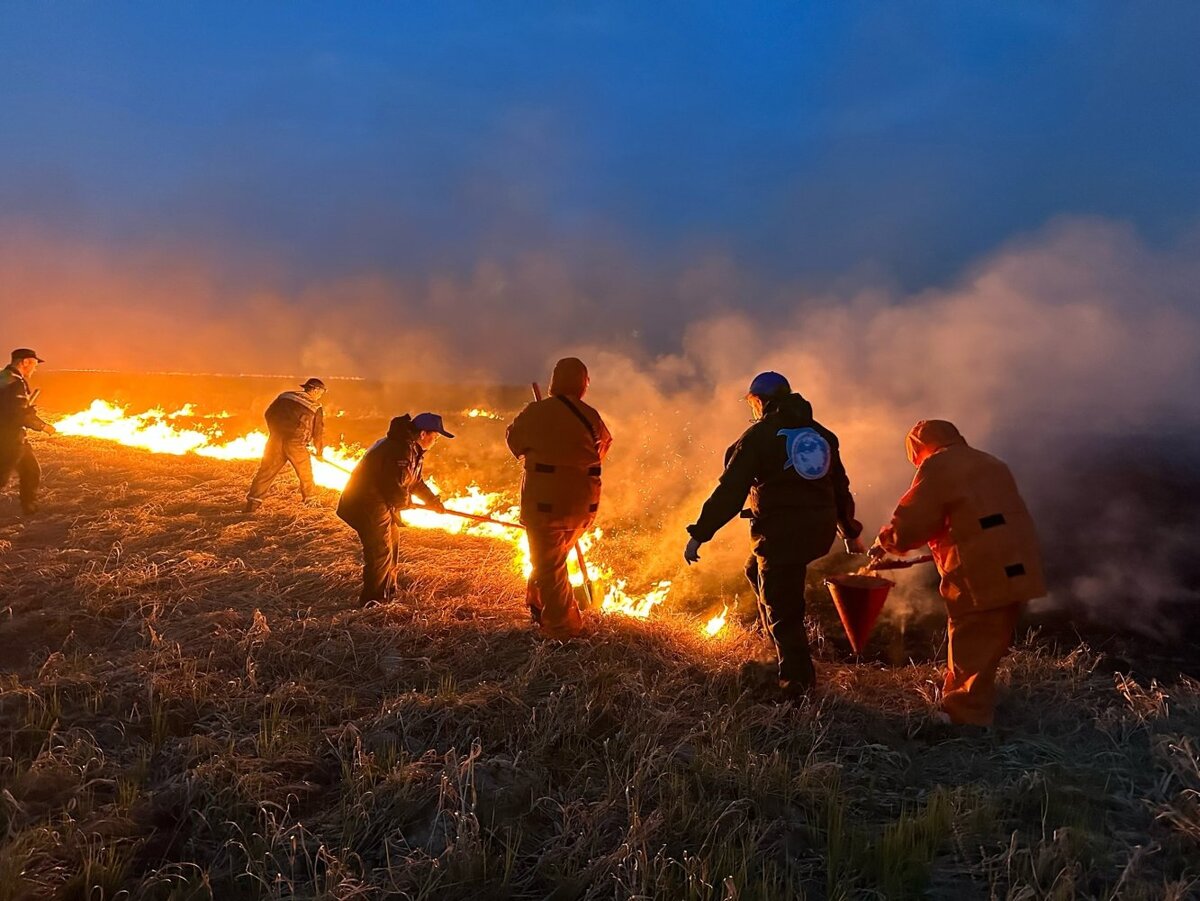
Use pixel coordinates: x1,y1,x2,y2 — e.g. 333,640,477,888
51,399,718,632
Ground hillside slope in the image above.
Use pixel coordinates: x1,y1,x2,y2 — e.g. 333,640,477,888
1,440,1197,899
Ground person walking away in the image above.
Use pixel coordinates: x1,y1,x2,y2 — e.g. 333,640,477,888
245,378,328,512
507,358,612,639
869,419,1045,727
336,413,452,604
0,348,56,514
684,372,864,697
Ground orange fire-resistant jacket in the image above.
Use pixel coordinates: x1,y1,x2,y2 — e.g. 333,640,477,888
506,359,613,530
876,420,1046,613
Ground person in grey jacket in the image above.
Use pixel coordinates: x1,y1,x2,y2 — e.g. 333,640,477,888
245,378,327,511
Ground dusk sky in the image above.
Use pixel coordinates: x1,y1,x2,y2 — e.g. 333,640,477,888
4,2,1199,293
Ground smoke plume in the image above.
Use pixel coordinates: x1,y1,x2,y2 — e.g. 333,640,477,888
4,216,1199,638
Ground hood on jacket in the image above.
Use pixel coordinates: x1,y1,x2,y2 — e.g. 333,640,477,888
387,414,418,441
905,419,966,466
762,392,814,422
549,357,589,398
278,390,322,413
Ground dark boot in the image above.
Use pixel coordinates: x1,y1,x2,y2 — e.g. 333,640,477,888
779,674,816,700
738,660,778,695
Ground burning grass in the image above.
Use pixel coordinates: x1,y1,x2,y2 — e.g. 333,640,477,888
48,398,675,621
1,437,1198,899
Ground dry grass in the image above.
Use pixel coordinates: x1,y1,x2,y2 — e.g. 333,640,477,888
0,438,1197,900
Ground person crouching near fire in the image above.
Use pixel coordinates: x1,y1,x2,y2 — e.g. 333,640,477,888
507,358,612,639
684,372,865,698
0,348,57,515
869,420,1046,727
244,377,328,512
336,413,453,605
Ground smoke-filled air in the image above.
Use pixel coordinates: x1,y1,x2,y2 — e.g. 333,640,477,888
7,216,1200,635
4,4,1200,898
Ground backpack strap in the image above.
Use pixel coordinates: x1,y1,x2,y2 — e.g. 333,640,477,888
556,395,599,450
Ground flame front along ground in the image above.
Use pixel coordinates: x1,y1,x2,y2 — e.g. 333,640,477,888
52,399,704,629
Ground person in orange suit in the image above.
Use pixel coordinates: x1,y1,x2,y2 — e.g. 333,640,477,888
507,358,612,639
870,420,1046,726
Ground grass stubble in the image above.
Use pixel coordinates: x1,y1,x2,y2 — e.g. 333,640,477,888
0,438,1197,900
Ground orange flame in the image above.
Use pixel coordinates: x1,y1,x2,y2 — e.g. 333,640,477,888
53,399,680,625
704,604,729,637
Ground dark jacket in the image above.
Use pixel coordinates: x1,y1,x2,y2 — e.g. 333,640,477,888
336,415,435,524
688,393,862,544
264,391,325,452
0,365,48,445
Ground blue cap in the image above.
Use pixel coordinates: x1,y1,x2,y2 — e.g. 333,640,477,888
747,371,791,398
411,412,455,438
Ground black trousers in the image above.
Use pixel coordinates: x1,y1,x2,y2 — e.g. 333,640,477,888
745,511,837,690
347,504,402,604
247,437,314,501
0,441,40,510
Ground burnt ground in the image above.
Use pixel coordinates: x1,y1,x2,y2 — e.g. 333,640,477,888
1,439,1198,899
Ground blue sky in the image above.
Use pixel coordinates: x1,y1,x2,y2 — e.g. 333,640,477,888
2,1,1198,289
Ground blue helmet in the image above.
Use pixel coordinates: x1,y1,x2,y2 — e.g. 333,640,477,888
747,371,791,398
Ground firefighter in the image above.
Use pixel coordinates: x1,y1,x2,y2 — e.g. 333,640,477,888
507,357,612,639
336,413,452,605
684,372,864,697
244,377,328,512
0,348,56,515
869,420,1045,727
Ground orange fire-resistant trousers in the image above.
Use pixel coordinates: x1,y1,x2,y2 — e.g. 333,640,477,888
942,603,1022,726
526,525,585,639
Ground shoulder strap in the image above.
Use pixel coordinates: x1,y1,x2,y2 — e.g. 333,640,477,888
556,395,599,448
281,391,320,413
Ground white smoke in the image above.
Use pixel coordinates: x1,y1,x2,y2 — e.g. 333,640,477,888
568,218,1200,637
4,215,1199,637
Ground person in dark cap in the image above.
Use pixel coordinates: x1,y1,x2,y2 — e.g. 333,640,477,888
0,349,56,514
684,371,864,698
507,358,612,639
336,412,453,604
244,378,328,512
